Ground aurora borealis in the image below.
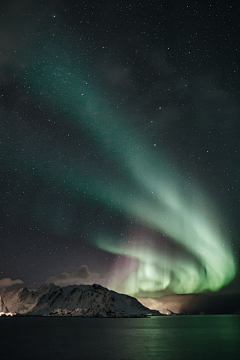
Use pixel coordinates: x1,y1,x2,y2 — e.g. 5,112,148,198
1,0,240,301
25,57,237,295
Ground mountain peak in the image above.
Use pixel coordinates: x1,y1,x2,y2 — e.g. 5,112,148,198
36,283,60,294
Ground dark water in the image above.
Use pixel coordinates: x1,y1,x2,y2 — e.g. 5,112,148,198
0,315,239,360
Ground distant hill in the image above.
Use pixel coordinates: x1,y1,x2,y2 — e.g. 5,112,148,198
1,283,161,317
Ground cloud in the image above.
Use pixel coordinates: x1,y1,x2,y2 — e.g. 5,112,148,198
46,265,109,287
0,277,24,288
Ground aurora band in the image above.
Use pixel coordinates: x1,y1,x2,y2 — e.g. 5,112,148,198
24,54,237,296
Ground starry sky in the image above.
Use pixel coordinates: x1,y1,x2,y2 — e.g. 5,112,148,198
1,0,240,299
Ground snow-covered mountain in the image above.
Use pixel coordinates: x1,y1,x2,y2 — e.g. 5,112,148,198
0,296,9,313
1,283,161,317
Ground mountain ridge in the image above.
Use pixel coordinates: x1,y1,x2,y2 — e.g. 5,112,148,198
1,283,161,317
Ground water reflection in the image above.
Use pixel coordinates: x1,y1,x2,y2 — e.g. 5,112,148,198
0,316,239,360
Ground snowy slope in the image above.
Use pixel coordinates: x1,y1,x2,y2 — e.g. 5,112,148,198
1,283,161,317
0,296,9,313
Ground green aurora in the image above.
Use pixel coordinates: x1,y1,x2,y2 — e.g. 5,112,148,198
21,56,237,296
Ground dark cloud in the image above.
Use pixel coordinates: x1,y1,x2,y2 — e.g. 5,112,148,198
46,265,108,287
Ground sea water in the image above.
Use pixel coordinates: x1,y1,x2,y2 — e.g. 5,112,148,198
0,315,239,360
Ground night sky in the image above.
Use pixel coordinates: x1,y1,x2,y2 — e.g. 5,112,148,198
1,0,240,301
